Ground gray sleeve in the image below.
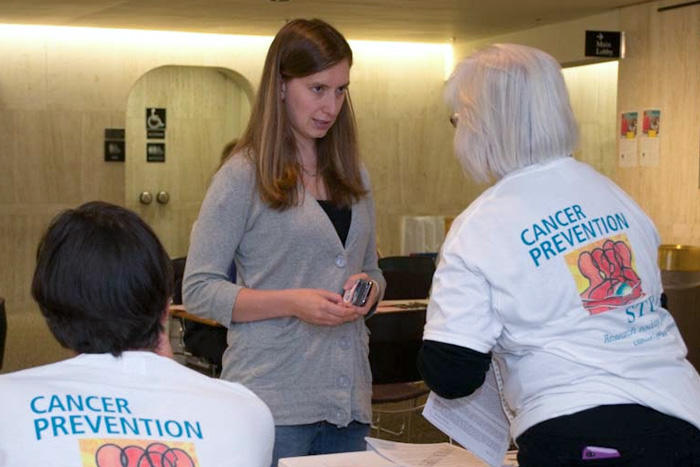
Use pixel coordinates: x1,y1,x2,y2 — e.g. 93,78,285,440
182,158,254,326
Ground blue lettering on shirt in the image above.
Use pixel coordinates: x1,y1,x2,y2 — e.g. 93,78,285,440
29,393,204,441
520,204,630,267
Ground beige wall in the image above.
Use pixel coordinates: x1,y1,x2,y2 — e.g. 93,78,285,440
562,61,619,179
453,3,700,249
453,11,621,66
0,27,273,372
615,1,700,246
1,27,470,371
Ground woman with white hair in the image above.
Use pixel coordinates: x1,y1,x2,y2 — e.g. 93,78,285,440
419,44,700,466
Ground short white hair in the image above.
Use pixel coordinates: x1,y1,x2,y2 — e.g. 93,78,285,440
445,44,579,182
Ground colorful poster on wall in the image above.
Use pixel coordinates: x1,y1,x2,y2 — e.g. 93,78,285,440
618,111,638,168
640,108,661,167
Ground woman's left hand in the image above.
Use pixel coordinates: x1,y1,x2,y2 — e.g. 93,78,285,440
343,273,380,317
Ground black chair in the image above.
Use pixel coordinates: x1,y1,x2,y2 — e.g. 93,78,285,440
368,256,435,439
378,256,435,300
0,297,6,372
368,306,430,440
170,257,226,376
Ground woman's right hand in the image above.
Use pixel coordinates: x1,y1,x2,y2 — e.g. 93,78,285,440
286,289,359,326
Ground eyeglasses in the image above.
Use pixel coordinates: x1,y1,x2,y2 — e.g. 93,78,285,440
449,113,459,128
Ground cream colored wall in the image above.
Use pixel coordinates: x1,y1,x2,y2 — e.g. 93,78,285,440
453,11,621,65
616,1,700,246
562,61,619,179
350,41,479,259
0,27,470,371
0,27,273,372
454,4,700,249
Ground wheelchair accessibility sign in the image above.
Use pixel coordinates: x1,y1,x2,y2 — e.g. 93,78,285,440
146,108,166,139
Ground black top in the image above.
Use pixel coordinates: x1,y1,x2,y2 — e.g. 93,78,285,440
317,200,351,247
418,340,492,398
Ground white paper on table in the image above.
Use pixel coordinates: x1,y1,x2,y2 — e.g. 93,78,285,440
278,449,399,467
422,366,511,467
365,437,487,466
277,437,518,467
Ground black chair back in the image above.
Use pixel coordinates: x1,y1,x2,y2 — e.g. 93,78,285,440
171,257,187,305
367,308,426,384
170,256,227,371
378,256,435,300
0,297,6,371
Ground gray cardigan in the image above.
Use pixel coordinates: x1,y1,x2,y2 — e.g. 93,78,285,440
182,154,385,427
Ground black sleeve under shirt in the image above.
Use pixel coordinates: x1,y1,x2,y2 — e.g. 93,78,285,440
418,340,492,399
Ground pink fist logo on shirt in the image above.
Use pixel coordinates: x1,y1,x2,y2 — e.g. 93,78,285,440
95,442,196,467
79,439,199,467
567,236,644,315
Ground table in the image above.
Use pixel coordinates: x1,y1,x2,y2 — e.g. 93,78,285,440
169,304,223,328
375,298,429,314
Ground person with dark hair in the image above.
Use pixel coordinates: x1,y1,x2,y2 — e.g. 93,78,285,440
0,201,274,466
183,19,385,464
419,44,700,466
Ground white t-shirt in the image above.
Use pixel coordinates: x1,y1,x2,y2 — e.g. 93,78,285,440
0,351,274,467
424,157,700,439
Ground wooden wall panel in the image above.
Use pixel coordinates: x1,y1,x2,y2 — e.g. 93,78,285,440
562,61,619,179
351,43,482,256
454,11,621,66
616,2,700,246
80,111,126,203
454,2,700,248
125,66,250,258
0,30,271,372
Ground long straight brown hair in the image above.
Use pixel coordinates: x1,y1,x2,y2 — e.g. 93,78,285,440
233,18,367,210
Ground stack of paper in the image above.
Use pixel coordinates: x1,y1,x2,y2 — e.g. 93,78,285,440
278,449,394,467
278,438,517,467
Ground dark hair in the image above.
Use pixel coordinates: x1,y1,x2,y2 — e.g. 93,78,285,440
31,201,173,356
236,18,367,209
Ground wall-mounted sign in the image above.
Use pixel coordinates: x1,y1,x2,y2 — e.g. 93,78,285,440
585,31,623,58
147,143,165,163
104,128,125,162
146,108,166,139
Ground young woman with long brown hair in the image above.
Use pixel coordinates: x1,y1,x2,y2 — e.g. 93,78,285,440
183,19,385,465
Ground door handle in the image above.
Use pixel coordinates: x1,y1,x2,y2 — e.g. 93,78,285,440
157,191,170,205
139,191,153,205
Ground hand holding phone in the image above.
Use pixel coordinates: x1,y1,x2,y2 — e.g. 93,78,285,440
343,279,374,307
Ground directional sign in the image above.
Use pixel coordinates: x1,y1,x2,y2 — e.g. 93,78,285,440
585,31,623,58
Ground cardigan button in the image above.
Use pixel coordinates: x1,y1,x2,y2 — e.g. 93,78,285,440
334,254,346,268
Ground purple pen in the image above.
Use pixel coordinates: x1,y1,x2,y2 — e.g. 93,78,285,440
582,446,621,460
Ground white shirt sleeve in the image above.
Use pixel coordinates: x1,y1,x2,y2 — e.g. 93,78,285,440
423,225,503,354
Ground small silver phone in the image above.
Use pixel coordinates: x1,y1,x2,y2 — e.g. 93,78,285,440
343,279,373,307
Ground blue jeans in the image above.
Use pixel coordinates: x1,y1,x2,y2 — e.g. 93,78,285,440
271,421,370,467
